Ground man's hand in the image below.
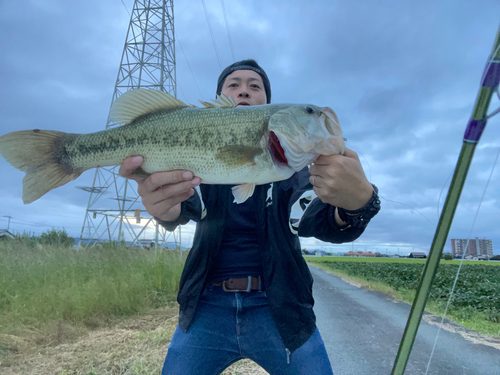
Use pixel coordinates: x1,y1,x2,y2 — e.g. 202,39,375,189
119,156,201,222
309,148,373,211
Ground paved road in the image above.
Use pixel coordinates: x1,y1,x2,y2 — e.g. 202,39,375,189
310,265,500,375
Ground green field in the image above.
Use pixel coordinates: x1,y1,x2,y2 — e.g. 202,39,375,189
308,256,500,265
307,256,500,337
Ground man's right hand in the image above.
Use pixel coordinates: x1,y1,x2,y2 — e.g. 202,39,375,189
119,156,201,222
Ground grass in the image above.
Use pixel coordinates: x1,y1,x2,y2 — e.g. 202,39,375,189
0,306,178,374
308,258,500,337
0,235,269,374
0,237,185,333
0,304,267,374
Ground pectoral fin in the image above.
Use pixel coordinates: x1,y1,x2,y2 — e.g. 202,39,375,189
215,145,263,168
232,183,256,204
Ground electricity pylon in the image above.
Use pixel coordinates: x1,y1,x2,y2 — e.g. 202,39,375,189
79,0,181,250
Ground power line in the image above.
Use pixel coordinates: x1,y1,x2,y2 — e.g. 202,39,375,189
201,0,223,70
120,0,131,17
220,0,235,62
176,84,190,105
1,216,81,231
177,37,204,98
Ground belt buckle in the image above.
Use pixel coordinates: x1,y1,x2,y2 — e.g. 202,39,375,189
222,276,253,292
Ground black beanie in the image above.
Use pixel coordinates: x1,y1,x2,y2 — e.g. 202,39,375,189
216,59,271,103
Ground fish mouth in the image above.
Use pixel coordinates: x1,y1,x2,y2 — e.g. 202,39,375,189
270,106,346,171
319,107,345,155
320,107,339,136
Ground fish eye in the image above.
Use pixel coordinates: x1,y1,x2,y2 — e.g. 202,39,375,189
305,106,314,114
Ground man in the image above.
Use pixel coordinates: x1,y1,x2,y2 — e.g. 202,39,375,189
119,59,380,374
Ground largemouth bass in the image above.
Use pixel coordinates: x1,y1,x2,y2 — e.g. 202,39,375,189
0,89,345,204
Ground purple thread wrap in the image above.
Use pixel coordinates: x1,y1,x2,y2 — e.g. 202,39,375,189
464,118,487,142
463,59,500,142
481,61,500,88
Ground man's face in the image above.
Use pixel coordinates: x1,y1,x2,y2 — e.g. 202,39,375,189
221,70,267,106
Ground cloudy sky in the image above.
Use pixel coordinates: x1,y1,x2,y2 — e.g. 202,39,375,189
0,0,499,255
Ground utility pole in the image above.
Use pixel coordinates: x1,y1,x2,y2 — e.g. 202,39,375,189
79,0,180,249
3,215,11,231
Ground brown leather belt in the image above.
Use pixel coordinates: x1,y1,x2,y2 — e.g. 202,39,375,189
212,276,263,292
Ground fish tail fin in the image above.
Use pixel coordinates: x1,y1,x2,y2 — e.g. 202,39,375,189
0,129,83,204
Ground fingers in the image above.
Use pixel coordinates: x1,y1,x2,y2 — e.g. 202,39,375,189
119,156,144,182
118,157,201,220
308,148,372,209
312,148,359,167
309,173,324,189
309,161,324,176
140,176,200,205
141,171,200,194
138,171,200,221
309,174,317,187
117,156,201,221
342,147,360,160
145,190,194,220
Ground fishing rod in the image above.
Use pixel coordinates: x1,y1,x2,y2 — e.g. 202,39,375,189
391,24,500,375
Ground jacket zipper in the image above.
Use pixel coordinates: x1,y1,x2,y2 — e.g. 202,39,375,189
286,348,291,364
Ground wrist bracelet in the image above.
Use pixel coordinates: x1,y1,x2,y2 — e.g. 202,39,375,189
337,184,380,231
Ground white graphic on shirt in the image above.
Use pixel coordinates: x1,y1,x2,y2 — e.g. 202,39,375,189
266,183,273,207
289,191,317,235
194,186,207,219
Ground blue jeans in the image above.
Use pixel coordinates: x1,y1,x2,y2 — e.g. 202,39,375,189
162,285,333,375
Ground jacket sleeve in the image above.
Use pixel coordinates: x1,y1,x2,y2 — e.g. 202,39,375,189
285,169,371,243
155,186,205,231
297,199,367,243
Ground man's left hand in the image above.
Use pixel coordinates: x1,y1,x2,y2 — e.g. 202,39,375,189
309,148,373,211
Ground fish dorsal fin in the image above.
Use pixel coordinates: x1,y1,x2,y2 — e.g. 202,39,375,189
199,94,237,109
110,89,188,124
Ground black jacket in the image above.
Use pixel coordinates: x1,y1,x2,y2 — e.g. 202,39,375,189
158,169,370,352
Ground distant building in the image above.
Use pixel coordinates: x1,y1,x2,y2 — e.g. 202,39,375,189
409,252,427,259
344,251,376,257
0,229,14,240
451,238,494,258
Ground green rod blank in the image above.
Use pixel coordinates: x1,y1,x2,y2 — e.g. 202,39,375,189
391,25,500,375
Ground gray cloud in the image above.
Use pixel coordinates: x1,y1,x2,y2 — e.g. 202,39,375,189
0,0,499,254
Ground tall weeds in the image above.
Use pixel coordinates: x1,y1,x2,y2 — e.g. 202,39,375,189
0,235,185,331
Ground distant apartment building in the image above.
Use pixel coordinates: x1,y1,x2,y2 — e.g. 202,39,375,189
450,238,494,258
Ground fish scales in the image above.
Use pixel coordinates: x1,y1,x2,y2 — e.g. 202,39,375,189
64,105,275,184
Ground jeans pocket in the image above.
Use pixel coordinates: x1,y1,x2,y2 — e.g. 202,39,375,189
200,285,215,301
